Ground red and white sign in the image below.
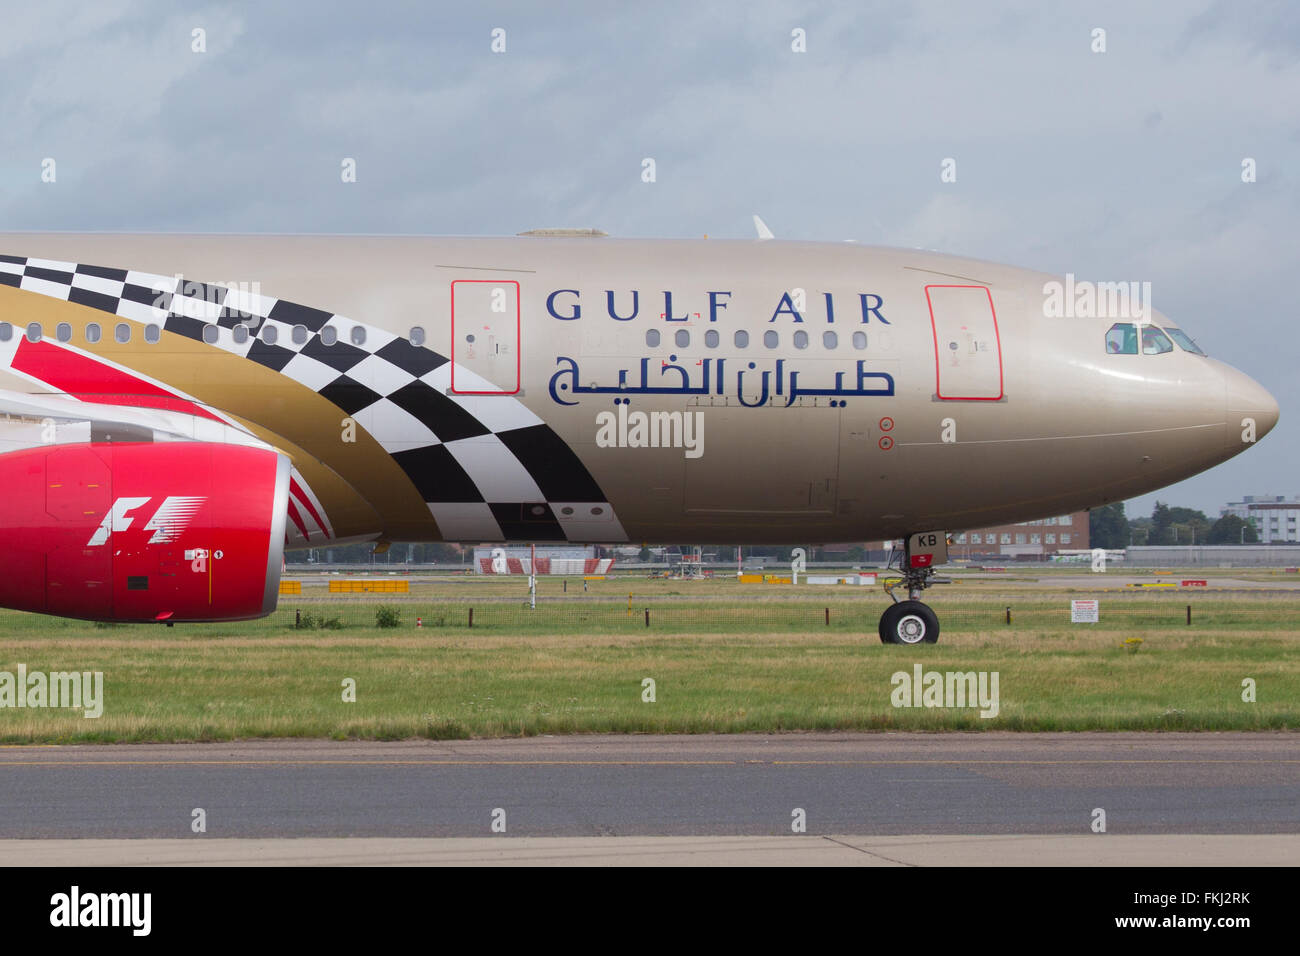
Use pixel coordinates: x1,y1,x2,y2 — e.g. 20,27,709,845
1071,600,1100,623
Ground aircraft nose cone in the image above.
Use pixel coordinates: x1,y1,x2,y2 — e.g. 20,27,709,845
1223,364,1279,443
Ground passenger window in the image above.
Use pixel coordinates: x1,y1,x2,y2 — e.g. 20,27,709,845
823,331,838,349
56,322,72,343
145,323,161,344
292,324,308,345
262,325,278,345
26,323,41,343
734,330,749,348
350,326,366,346
232,324,249,344
1105,323,1137,354
114,323,130,344
674,329,689,348
704,329,719,349
203,324,220,344
0,323,10,341
320,326,337,346
852,331,867,350
85,323,101,344
763,330,778,349
409,326,426,347
1165,327,1205,355
1141,326,1173,354
645,329,660,348
793,330,809,350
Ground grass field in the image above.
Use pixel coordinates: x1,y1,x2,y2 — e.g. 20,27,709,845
0,572,1296,742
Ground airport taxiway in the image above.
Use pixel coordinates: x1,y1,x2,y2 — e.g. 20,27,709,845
0,733,1296,864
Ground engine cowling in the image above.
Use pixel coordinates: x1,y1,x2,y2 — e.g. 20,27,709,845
0,441,288,622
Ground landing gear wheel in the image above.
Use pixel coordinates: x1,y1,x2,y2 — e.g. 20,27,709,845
879,601,940,645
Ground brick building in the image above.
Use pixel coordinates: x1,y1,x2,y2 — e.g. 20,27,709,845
950,511,1090,558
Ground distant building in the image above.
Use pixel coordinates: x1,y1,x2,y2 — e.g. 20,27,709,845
472,545,612,574
950,511,1090,558
1221,495,1300,543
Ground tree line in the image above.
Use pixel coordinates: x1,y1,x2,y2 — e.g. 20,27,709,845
1088,502,1259,550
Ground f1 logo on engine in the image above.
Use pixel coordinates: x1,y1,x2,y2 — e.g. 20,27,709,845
87,496,207,546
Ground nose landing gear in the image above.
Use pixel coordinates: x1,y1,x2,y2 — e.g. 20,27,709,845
878,534,950,645
879,600,939,645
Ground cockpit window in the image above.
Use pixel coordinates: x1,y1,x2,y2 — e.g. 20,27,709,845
1165,327,1206,355
1141,326,1174,354
1105,323,1137,354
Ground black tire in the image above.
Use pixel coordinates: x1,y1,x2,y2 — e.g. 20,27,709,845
879,601,940,645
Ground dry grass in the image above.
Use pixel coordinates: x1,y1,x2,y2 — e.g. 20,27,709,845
0,571,1295,741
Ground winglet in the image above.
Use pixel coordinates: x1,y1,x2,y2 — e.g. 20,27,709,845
752,215,775,240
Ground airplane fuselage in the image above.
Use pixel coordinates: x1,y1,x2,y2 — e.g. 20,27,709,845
0,235,1278,550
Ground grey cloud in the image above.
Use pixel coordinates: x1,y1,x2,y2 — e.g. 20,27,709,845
0,0,1294,514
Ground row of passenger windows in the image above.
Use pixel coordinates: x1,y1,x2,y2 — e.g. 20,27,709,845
0,316,1208,359
0,320,391,348
0,321,159,345
645,328,869,350
1105,323,1205,356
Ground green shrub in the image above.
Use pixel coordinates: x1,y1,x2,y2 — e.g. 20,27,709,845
294,611,345,630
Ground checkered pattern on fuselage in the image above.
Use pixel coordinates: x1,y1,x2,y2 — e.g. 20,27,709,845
0,254,625,543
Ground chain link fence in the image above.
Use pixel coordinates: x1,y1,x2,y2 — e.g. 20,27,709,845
271,593,1300,634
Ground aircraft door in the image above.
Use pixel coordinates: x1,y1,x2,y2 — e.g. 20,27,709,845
835,409,873,518
925,285,1004,401
450,279,520,394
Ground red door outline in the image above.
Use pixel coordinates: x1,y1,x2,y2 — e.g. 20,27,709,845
450,279,521,395
925,284,1004,401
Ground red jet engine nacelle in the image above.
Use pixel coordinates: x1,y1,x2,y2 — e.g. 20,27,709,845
0,441,289,622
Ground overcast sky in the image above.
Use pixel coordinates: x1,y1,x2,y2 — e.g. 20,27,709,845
1,0,1295,520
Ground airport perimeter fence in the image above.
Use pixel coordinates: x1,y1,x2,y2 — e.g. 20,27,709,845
269,593,1300,636
0,592,1292,636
